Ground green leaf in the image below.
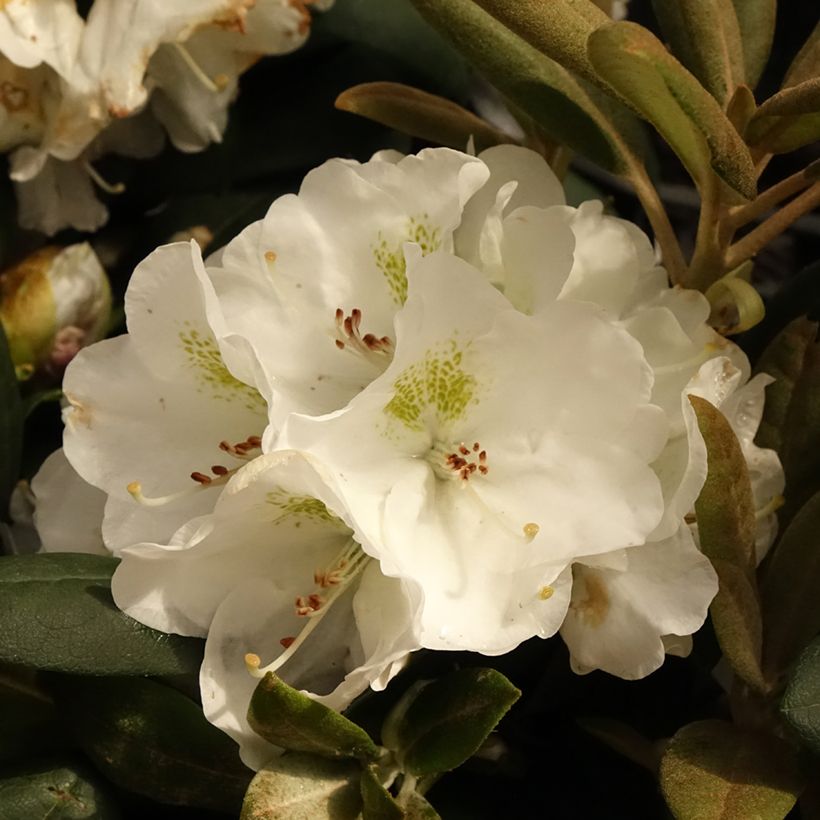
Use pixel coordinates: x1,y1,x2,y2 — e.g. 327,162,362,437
470,0,608,83
587,21,757,199
0,554,203,675
248,673,380,762
241,753,362,820
690,395,767,693
746,79,820,153
386,667,520,777
53,675,250,813
761,491,820,679
780,637,820,755
754,317,820,522
784,20,820,88
0,666,66,763
730,0,776,88
660,720,803,820
335,82,512,153
0,320,22,520
651,0,745,105
0,761,121,820
360,765,404,820
404,792,441,819
409,0,646,173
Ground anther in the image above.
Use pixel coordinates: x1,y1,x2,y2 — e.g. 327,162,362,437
211,465,229,476
190,471,212,485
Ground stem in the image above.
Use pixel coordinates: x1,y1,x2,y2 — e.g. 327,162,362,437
623,156,687,285
725,181,820,270
728,162,820,230
686,173,725,291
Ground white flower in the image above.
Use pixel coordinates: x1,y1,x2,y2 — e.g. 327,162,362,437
111,450,419,770
278,250,667,654
61,240,267,552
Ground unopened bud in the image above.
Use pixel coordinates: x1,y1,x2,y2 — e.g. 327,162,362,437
0,243,111,377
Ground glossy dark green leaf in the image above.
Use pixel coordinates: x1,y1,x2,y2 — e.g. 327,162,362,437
241,752,362,820
690,396,767,693
730,0,776,88
761,491,820,679
386,667,520,777
660,720,803,820
588,21,756,199
0,554,203,675
0,761,121,820
754,317,820,522
409,0,646,172
360,765,404,820
780,637,820,756
336,82,512,152
248,673,380,762
54,675,250,813
651,0,745,104
0,320,22,519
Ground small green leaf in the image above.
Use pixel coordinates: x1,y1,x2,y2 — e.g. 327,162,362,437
409,0,645,172
747,79,820,153
53,675,251,813
248,673,380,762
0,554,203,675
336,82,512,153
241,753,362,820
0,761,121,820
587,21,757,199
690,395,767,693
780,637,820,756
651,0,745,105
386,667,520,777
360,765,404,820
730,0,776,88
660,720,803,820
0,321,22,519
761,491,820,679
754,318,820,522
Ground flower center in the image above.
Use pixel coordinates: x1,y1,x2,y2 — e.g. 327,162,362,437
245,540,371,678
126,434,262,506
427,440,489,482
334,307,393,367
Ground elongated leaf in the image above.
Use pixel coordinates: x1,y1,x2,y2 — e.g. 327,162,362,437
405,792,441,819
588,21,757,199
248,673,380,762
0,761,121,820
409,0,644,172
470,0,608,82
0,321,22,520
730,0,776,88
360,765,404,820
690,396,767,692
387,667,520,777
755,318,820,521
241,753,362,820
761,491,820,679
0,554,203,675
780,637,820,756
54,675,250,813
747,78,820,152
785,20,820,88
660,720,803,820
652,0,745,105
336,82,512,152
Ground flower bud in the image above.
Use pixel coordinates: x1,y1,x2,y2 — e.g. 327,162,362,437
0,243,111,378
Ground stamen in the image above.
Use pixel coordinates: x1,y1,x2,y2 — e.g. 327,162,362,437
428,441,490,482
245,540,371,679
83,160,125,194
334,307,393,366
173,43,221,92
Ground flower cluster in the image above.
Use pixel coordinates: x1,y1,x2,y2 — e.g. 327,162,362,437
0,0,331,235
36,145,783,769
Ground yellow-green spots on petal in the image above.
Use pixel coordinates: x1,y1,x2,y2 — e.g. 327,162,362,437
179,322,263,411
373,215,442,306
384,339,478,432
266,490,344,528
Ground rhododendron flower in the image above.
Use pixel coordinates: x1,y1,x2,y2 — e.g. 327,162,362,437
111,450,419,770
